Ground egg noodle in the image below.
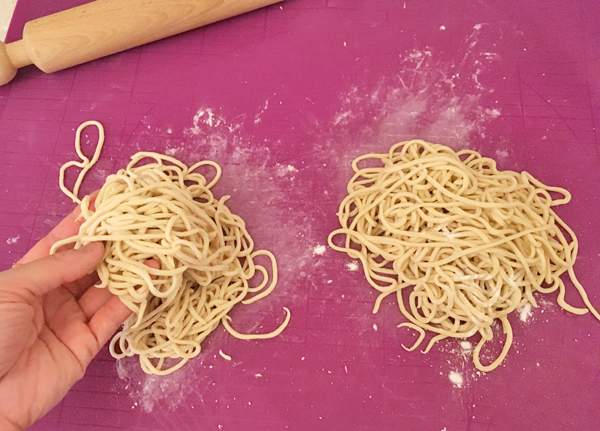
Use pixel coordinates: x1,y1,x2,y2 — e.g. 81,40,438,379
328,139,599,372
52,121,290,375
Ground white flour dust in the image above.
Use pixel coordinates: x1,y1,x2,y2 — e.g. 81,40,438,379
178,107,322,291
254,99,270,124
186,108,228,135
460,341,473,354
328,24,503,169
180,111,316,283
345,261,359,272
535,296,557,323
519,303,533,323
164,147,180,156
518,295,559,325
323,25,505,276
495,148,510,161
435,337,487,390
116,358,199,413
5,235,20,245
275,163,299,177
448,370,464,388
312,244,326,256
178,108,318,278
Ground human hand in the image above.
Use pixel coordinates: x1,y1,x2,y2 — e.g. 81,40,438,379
0,208,131,431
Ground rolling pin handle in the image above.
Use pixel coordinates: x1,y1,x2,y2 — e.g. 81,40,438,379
0,40,33,85
7,40,33,68
0,43,18,86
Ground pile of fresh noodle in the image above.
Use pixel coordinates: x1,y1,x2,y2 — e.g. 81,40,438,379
52,121,290,375
328,139,599,372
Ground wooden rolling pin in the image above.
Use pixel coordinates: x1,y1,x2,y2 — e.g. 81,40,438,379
0,0,282,85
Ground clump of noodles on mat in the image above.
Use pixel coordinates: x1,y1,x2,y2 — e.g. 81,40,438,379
52,120,290,375
328,139,599,372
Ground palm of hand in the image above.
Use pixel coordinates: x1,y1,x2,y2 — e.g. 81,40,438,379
0,209,130,431
0,285,96,428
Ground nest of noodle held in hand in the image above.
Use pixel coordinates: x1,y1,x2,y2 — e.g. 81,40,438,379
53,147,290,375
328,139,600,372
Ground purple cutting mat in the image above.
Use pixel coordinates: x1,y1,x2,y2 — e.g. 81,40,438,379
1,1,600,430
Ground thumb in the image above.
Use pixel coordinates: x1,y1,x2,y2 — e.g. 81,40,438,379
1,243,104,298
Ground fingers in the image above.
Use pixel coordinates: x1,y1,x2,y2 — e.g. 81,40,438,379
18,207,82,265
88,296,132,347
83,258,157,348
18,192,99,265
146,259,160,270
1,243,104,298
63,272,100,299
79,258,159,318
78,288,113,319
57,294,130,370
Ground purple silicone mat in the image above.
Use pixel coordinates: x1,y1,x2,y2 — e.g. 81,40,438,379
1,1,600,430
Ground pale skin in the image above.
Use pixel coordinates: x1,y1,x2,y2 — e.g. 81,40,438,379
0,207,131,431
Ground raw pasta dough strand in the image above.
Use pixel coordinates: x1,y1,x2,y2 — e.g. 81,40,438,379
59,120,105,204
52,121,290,375
328,139,600,372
